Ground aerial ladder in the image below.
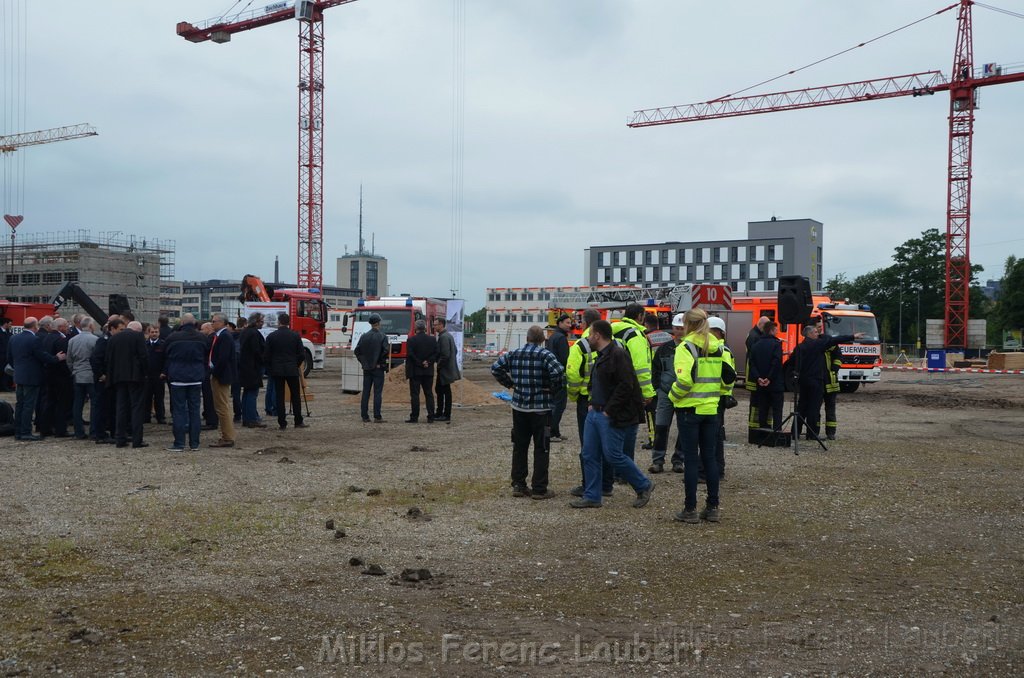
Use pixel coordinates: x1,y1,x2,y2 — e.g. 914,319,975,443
629,0,1024,349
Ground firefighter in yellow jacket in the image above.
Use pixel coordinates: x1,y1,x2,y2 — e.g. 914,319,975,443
611,303,655,463
669,308,736,524
822,344,842,440
567,309,612,498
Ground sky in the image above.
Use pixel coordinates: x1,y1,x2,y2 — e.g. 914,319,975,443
4,0,1023,311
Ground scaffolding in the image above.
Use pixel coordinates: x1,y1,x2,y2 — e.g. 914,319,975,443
6,229,176,280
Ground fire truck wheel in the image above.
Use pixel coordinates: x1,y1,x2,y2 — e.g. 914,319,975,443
303,349,314,378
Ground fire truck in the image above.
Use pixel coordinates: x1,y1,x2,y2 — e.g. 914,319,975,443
721,295,882,392
240,274,326,375
350,296,448,363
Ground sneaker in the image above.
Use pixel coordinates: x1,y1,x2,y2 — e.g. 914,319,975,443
549,435,563,443
189,446,200,451
632,481,654,509
648,462,664,474
700,505,720,523
674,509,700,524
511,485,531,498
530,490,556,500
569,498,601,509
165,446,185,452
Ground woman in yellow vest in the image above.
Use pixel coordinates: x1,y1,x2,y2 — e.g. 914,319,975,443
669,308,735,523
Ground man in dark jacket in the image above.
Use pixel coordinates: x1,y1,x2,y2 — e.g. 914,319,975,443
544,313,571,441
405,319,438,423
648,313,686,474
433,316,461,422
208,313,238,447
793,325,864,440
41,317,73,437
90,316,121,443
238,312,267,428
144,324,167,424
353,314,388,423
744,315,770,428
163,313,207,451
569,320,654,510
263,312,306,430
0,316,13,392
8,317,64,440
749,321,785,431
106,320,149,448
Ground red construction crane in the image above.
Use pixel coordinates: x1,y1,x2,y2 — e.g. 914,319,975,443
629,0,1024,349
177,0,358,290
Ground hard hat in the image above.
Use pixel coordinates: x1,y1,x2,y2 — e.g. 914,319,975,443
708,316,726,333
671,313,686,327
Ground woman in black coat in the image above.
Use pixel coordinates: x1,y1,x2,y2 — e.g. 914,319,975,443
238,314,267,427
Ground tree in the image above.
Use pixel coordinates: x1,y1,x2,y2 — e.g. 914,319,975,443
992,255,1024,332
465,306,486,335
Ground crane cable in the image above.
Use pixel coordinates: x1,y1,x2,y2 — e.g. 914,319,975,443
711,3,960,102
2,0,28,222
973,2,1024,21
449,0,466,299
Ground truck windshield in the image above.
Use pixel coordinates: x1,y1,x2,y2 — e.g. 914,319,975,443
355,310,410,334
823,313,879,342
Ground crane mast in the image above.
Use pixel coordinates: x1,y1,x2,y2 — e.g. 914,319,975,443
177,1,358,290
630,0,1024,349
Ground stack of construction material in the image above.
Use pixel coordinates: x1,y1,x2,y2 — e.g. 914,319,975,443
987,352,1024,371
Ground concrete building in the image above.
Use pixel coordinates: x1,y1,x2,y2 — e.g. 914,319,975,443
336,252,387,299
584,217,824,293
1,230,174,322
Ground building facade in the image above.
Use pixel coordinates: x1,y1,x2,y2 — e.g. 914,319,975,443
336,253,388,299
1,230,174,323
583,218,823,294
179,280,362,322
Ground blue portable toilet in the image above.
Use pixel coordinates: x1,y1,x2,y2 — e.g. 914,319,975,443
926,349,946,371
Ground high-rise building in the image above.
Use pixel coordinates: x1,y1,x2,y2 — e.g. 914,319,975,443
584,218,824,293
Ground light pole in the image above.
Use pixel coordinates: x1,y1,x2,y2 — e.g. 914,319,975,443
916,287,922,357
898,282,903,351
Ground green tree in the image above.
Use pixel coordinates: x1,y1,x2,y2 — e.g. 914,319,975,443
465,306,486,335
992,255,1024,331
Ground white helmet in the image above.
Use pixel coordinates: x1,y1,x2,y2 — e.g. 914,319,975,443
671,313,686,328
707,316,727,333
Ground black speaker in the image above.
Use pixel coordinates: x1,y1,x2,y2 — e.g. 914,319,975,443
777,275,813,324
108,294,132,318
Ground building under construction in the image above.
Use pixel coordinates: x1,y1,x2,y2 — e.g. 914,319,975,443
1,230,175,322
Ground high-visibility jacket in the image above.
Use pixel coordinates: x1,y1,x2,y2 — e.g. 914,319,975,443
721,345,736,398
669,332,728,415
565,327,596,402
611,317,655,399
824,345,841,394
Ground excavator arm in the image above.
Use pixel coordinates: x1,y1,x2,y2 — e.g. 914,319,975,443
240,274,272,303
50,282,118,327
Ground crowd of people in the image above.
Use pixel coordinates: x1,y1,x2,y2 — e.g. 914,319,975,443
3,311,309,449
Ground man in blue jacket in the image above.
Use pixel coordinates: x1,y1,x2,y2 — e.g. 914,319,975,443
163,314,207,451
7,317,65,440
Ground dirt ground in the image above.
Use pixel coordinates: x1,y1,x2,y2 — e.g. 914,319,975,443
1,359,1022,676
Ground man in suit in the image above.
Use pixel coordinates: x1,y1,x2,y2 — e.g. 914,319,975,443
208,312,238,447
405,319,438,423
41,318,74,437
90,315,121,444
263,312,306,430
793,324,864,440
67,317,99,439
106,319,149,448
749,321,785,431
0,316,14,392
144,324,167,424
8,317,65,440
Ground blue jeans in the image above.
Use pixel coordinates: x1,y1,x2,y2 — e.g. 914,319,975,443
170,384,202,449
677,409,720,511
550,388,567,436
360,369,385,419
264,377,277,416
72,382,96,438
242,387,261,423
14,384,40,438
581,409,651,503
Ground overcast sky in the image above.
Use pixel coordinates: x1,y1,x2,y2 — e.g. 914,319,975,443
6,0,1023,310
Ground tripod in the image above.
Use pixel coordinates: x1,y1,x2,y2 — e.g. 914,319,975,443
775,344,828,455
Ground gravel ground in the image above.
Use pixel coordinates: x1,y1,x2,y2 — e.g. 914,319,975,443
1,361,1022,676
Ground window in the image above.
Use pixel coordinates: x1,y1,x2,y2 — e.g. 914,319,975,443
366,261,379,297
666,249,677,265
597,269,607,283
650,250,660,265
776,244,785,261
736,280,747,292
755,245,765,260
766,279,776,291
731,264,742,279
613,268,622,283
713,264,723,279
20,273,40,284
4,274,16,285
601,251,611,266
768,263,778,278
616,251,627,266
701,247,711,263
629,267,639,282
683,249,694,264
632,250,643,265
662,266,672,281
43,272,63,284
695,265,706,280
733,246,746,262
645,266,654,281
349,261,360,290
767,245,776,260
753,280,764,292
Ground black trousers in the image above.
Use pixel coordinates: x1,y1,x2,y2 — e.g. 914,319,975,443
145,376,166,422
202,376,218,426
435,378,452,419
94,380,116,439
797,382,825,438
756,388,785,430
511,409,549,492
408,375,435,420
115,382,146,446
41,376,72,436
273,375,304,427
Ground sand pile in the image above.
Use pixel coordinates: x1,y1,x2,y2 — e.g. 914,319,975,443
342,369,505,407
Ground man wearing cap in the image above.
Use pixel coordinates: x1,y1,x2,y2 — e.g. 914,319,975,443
648,312,687,474
354,314,389,422
544,313,572,441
